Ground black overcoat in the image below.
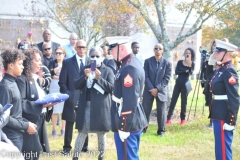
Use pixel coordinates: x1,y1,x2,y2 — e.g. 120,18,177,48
59,55,90,122
74,63,114,131
16,74,49,153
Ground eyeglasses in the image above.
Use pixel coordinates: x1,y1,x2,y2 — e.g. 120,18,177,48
56,52,63,55
91,55,100,58
77,46,86,49
44,48,51,51
154,48,162,51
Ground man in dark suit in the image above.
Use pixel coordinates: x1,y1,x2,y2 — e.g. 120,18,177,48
142,43,172,136
37,29,60,56
59,40,90,155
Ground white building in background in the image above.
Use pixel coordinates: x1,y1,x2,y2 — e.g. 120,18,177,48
0,0,201,74
132,24,202,74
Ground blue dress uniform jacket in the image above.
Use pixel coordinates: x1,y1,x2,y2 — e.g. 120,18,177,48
111,54,148,132
210,61,239,125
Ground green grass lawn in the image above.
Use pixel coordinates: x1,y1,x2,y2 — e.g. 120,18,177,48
40,80,240,160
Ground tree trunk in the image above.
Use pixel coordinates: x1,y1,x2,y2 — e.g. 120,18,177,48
164,50,174,108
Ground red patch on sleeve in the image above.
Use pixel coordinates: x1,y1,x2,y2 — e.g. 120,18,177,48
124,74,133,87
228,75,236,84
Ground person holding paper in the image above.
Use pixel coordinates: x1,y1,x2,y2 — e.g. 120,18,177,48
166,48,195,125
72,47,114,160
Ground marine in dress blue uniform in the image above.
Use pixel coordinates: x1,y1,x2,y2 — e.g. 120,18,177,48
208,39,239,160
106,36,148,160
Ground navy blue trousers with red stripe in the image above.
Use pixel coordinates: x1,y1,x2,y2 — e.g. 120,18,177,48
213,120,233,160
114,130,142,160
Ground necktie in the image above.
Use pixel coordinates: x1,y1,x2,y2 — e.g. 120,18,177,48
80,59,84,70
157,61,160,70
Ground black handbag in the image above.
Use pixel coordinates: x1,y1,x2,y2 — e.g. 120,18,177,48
45,107,53,122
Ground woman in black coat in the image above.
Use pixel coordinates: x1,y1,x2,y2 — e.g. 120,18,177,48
16,48,54,160
72,47,114,160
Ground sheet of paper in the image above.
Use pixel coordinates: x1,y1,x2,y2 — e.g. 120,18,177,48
93,83,104,94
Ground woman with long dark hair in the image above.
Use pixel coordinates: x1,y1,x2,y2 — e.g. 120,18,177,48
166,48,195,125
16,48,54,160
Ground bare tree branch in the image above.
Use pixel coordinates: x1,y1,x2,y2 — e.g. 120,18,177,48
177,0,195,37
128,0,162,41
171,0,230,50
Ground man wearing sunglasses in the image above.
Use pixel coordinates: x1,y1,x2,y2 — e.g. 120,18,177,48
142,43,172,136
42,43,54,67
59,40,90,155
106,36,147,160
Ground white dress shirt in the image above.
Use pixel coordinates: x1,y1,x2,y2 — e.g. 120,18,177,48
75,54,85,69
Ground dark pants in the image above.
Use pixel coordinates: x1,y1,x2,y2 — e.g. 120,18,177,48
10,135,23,152
24,152,39,160
204,81,211,106
63,121,88,151
37,113,50,152
167,82,188,120
213,120,233,160
114,130,142,160
142,96,166,133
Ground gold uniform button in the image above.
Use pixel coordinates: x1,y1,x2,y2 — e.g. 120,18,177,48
121,123,123,125
121,128,123,130
231,119,232,121
123,117,125,120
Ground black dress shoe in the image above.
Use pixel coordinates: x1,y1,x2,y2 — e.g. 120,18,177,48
60,150,70,155
157,132,165,137
142,128,147,133
81,147,90,152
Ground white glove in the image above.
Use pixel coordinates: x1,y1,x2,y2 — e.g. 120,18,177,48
118,130,130,142
223,123,235,131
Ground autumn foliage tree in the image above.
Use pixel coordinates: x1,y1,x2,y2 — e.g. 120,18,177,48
127,0,233,57
23,0,147,46
202,1,240,48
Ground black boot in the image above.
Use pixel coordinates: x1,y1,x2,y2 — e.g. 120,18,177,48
98,151,104,160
